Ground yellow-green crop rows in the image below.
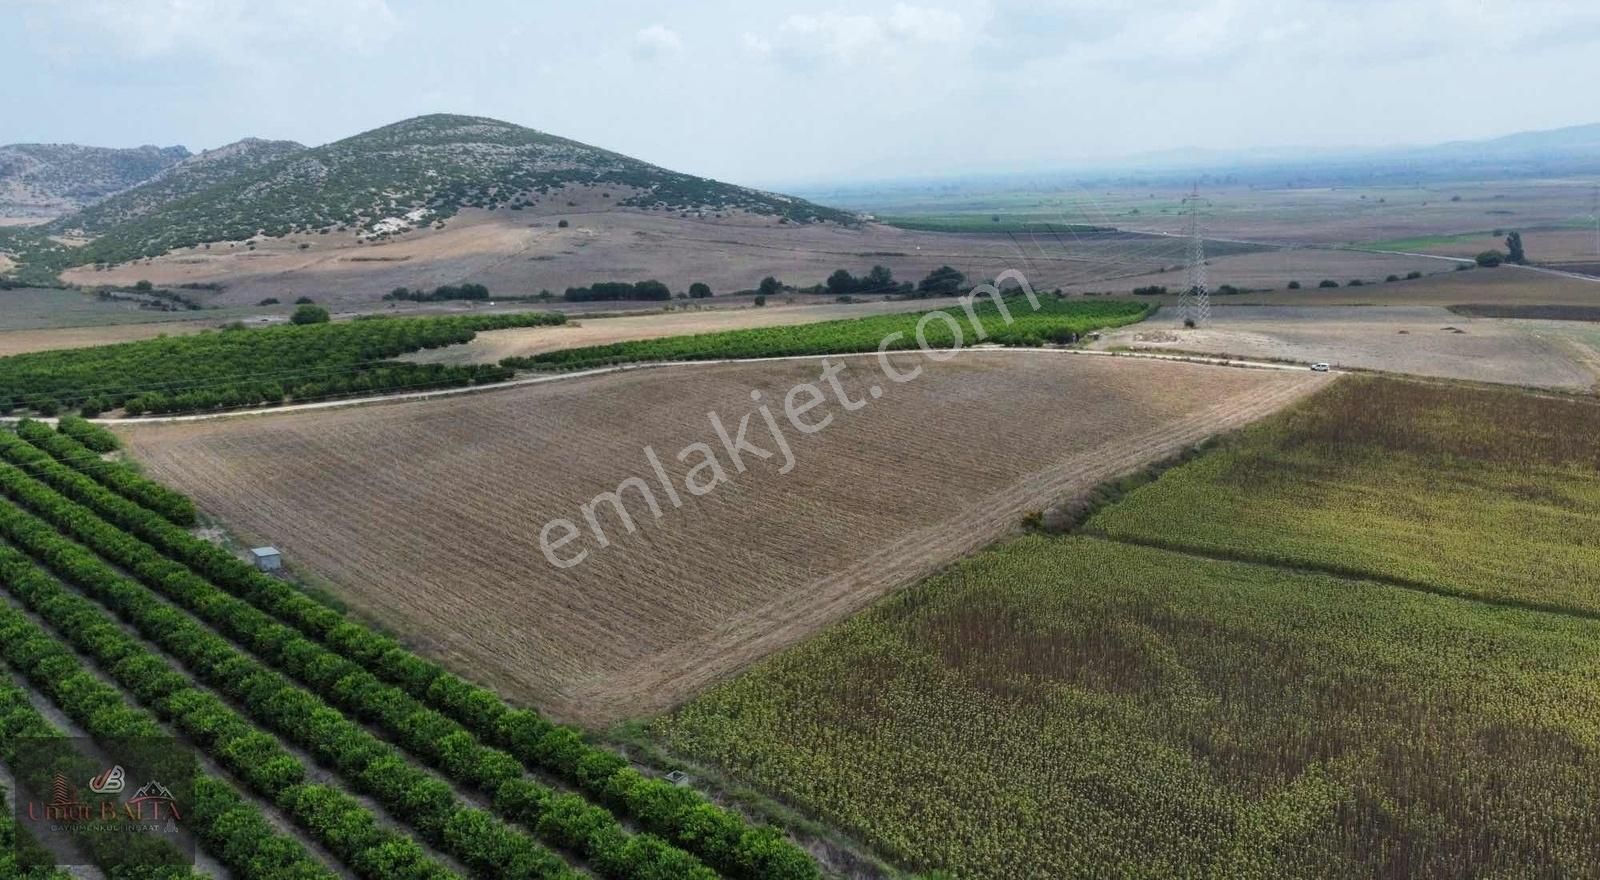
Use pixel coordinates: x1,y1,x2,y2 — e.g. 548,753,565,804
654,377,1600,878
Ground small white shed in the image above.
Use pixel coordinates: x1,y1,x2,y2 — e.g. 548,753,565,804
250,547,282,572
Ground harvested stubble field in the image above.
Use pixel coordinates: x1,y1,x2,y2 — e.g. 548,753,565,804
117,353,1328,724
1096,304,1600,389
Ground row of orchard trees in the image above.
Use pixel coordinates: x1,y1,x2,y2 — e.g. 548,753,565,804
0,312,564,417
0,427,822,880
0,547,452,880
0,449,705,880
509,297,1151,371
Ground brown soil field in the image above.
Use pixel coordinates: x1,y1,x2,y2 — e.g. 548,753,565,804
118,353,1327,725
1096,180,1597,246
0,320,215,356
401,297,946,366
1097,304,1599,389
1134,264,1600,307
60,200,1187,308
1070,245,1435,296
1378,228,1600,263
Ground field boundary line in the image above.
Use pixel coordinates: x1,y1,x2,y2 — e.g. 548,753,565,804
50,347,1330,425
1079,531,1600,625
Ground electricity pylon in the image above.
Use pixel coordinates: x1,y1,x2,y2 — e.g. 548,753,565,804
1181,185,1209,327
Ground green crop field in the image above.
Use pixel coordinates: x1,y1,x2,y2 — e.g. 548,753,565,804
655,535,1600,879
1087,377,1600,616
505,297,1150,371
0,420,822,880
653,375,1600,879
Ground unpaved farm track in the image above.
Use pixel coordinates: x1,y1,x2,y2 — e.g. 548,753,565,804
119,354,1328,725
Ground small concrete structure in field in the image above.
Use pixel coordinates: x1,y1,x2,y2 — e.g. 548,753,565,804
250,547,282,572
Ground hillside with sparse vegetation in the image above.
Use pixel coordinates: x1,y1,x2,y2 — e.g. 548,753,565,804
51,114,853,269
55,138,306,235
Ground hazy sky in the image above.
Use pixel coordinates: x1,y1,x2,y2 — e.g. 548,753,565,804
7,0,1599,187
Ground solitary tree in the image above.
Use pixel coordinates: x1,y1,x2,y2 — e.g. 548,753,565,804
863,265,895,292
1475,250,1505,268
916,265,966,297
826,269,858,295
758,276,783,297
688,282,712,298
1505,231,1527,265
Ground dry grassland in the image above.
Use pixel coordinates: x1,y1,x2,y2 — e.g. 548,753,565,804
0,321,216,357
1067,246,1434,295
61,202,1183,307
118,353,1327,725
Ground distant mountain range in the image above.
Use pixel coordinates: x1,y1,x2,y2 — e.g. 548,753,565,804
797,122,1600,202
0,114,853,280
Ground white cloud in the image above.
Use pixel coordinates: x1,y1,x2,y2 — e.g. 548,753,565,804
740,32,774,59
27,0,398,61
633,24,685,60
762,3,969,65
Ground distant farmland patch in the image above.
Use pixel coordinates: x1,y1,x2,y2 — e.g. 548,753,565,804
1448,303,1600,321
879,214,1118,234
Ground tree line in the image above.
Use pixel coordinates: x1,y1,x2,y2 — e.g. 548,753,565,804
0,311,564,417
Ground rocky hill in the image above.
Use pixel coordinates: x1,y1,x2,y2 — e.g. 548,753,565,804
58,138,306,235
0,143,189,217
63,114,855,267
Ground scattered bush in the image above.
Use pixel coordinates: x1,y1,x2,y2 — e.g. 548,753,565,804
1318,280,1340,288
290,304,331,325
